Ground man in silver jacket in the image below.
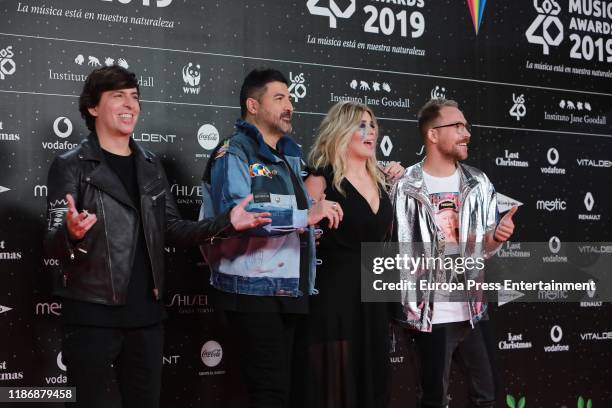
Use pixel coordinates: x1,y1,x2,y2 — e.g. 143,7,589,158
394,99,517,407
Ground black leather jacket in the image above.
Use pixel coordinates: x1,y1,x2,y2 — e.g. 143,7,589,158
44,133,233,305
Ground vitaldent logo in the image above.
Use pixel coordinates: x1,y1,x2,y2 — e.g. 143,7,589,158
576,157,612,168
0,240,22,261
0,46,16,80
306,0,356,28
0,120,20,142
495,150,529,167
466,0,487,34
580,331,612,341
289,72,307,103
132,132,176,144
181,62,201,94
163,355,180,365
542,236,567,263
578,192,601,221
498,332,532,350
544,325,569,352
526,0,563,55
540,147,566,175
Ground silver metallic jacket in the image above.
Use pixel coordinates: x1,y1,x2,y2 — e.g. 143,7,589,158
393,160,500,332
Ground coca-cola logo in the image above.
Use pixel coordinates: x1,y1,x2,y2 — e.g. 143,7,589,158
200,340,223,367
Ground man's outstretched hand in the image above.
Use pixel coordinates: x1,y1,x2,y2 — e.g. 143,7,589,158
230,194,272,231
65,193,97,241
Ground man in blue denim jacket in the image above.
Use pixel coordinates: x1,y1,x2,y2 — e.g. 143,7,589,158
200,68,342,408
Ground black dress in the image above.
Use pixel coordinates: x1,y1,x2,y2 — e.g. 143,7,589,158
298,166,394,408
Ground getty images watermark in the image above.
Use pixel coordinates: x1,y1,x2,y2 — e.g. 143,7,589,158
360,242,611,304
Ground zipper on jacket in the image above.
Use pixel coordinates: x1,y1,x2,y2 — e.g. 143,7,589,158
145,192,163,300
98,189,117,303
456,181,479,327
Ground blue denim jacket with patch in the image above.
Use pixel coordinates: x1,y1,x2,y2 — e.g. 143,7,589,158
199,119,317,297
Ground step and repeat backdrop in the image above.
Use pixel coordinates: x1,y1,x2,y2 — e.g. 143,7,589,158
1,0,611,406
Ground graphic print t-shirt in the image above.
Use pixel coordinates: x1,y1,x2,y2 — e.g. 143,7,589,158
423,168,470,324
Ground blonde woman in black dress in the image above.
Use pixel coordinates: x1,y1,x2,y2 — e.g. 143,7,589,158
297,101,404,408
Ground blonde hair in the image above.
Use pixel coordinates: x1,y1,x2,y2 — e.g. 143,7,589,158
309,101,386,195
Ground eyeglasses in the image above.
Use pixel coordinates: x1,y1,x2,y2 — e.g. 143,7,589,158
431,122,471,135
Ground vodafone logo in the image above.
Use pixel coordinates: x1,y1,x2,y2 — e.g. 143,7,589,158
547,147,559,165
53,117,73,139
548,236,561,254
550,325,563,343
57,352,67,371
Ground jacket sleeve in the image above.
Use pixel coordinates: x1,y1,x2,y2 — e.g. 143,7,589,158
210,151,308,237
43,155,79,263
160,159,237,247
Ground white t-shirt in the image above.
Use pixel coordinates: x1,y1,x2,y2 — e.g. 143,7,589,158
423,169,470,324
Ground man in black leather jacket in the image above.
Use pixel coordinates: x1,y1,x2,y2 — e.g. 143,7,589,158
43,66,270,408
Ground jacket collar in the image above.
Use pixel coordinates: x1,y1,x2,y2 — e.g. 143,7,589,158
235,119,302,162
78,132,157,209
403,158,478,197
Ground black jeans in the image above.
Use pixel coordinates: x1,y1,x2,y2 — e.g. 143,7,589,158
62,323,164,408
226,311,301,408
413,322,495,408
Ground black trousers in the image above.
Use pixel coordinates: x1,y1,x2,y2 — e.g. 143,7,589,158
62,323,164,408
226,311,301,408
413,322,495,408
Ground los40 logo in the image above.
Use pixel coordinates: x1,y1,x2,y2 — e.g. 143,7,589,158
307,0,425,38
